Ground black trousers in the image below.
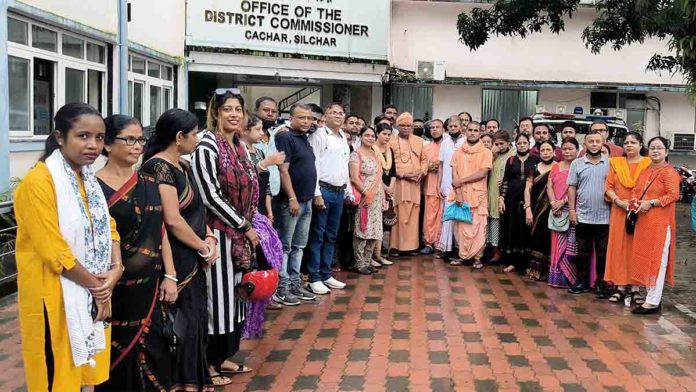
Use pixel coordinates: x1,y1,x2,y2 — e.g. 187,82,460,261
574,223,609,286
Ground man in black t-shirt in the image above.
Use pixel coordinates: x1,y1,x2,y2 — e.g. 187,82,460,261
272,103,319,306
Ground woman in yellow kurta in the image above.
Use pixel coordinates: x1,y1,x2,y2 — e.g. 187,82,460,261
14,103,122,391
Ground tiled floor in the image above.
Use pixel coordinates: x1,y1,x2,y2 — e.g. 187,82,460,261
1,256,695,392
223,257,696,392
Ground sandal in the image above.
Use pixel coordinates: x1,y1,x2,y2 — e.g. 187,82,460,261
630,291,645,305
608,291,626,303
220,362,253,375
449,259,463,266
209,368,233,386
503,265,516,273
472,260,484,269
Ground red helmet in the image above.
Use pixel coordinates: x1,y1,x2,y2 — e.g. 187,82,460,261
236,268,279,302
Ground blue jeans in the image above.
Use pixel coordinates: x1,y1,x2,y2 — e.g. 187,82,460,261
308,187,345,282
277,200,312,291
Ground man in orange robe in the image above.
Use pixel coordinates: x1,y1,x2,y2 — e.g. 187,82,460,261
420,119,444,254
389,112,428,255
450,121,493,268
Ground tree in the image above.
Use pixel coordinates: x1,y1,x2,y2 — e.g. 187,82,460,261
457,0,696,97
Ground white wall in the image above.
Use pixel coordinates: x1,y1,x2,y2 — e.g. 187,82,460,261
432,85,482,121
18,0,116,33
391,1,686,85
128,0,186,57
651,92,696,135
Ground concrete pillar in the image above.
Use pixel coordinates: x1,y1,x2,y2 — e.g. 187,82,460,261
0,0,11,192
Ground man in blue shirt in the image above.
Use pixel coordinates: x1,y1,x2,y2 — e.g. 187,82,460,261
272,103,319,306
567,130,611,298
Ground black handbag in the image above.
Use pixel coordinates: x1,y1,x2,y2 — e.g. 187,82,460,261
625,168,663,235
162,304,186,354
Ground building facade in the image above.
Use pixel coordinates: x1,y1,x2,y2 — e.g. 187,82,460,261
1,0,694,188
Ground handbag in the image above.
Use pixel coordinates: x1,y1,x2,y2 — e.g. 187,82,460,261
548,209,569,232
162,304,187,355
626,167,664,235
443,202,473,223
383,196,397,227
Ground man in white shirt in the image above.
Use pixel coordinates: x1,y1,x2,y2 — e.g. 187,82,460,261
306,102,352,295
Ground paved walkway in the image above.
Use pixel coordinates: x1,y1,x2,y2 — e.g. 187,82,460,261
0,258,695,391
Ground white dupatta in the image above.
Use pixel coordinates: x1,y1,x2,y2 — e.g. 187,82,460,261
45,150,112,367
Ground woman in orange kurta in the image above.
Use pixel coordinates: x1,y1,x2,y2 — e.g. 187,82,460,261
629,136,681,315
603,132,651,303
15,103,122,391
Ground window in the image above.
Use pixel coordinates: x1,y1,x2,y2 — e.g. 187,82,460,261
33,58,55,135
162,66,173,81
129,55,175,125
62,35,84,59
148,62,160,78
9,56,30,131
132,57,146,74
8,15,107,137
590,91,646,132
8,17,28,45
65,68,85,104
88,70,103,110
32,25,57,52
86,43,105,64
482,89,538,130
390,85,433,121
150,86,162,126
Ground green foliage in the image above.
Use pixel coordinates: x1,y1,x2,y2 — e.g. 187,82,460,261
457,0,696,98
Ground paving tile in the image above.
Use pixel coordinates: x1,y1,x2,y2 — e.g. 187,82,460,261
431,377,455,392
355,329,374,339
561,383,586,392
660,363,688,377
280,329,303,340
391,330,409,339
469,353,489,366
307,349,331,362
386,376,410,391
533,336,553,347
340,375,365,391
497,333,518,343
463,332,482,342
348,349,370,362
318,328,339,338
518,381,544,392
293,375,320,390
474,379,498,392
245,375,275,391
265,350,290,362
507,355,530,367
389,350,410,363
429,351,450,364
546,357,570,370
584,359,609,372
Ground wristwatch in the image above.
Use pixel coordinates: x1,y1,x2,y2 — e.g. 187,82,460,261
649,200,657,207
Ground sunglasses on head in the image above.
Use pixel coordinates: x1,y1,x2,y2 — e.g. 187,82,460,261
214,87,242,96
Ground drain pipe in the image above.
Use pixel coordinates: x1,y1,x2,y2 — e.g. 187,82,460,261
117,0,129,114
0,0,11,192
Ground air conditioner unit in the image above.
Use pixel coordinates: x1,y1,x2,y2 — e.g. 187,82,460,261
535,105,546,113
671,133,695,151
416,61,445,81
556,105,566,114
608,109,626,119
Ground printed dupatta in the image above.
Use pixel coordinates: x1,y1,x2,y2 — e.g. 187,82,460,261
209,132,260,269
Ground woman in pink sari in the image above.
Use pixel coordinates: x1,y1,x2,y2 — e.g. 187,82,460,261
547,138,579,287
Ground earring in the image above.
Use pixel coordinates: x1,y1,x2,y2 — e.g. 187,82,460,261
176,141,180,146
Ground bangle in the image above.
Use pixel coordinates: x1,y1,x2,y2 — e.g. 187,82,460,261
198,244,212,258
110,262,125,271
164,274,178,283
205,233,218,244
258,161,267,171
288,197,297,202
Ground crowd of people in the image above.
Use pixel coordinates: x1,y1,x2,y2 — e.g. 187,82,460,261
13,90,681,391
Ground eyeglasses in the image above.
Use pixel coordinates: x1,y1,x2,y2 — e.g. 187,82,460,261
327,111,345,117
214,87,242,96
114,136,147,146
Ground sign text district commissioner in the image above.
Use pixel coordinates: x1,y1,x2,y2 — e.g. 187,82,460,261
187,0,389,60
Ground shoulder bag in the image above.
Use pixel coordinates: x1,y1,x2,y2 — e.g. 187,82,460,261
625,168,663,234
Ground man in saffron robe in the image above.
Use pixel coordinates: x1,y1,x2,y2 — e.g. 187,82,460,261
436,115,466,259
450,121,493,268
389,112,428,255
420,119,444,254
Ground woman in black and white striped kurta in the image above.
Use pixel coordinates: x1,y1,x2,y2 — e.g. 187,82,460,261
191,92,261,378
